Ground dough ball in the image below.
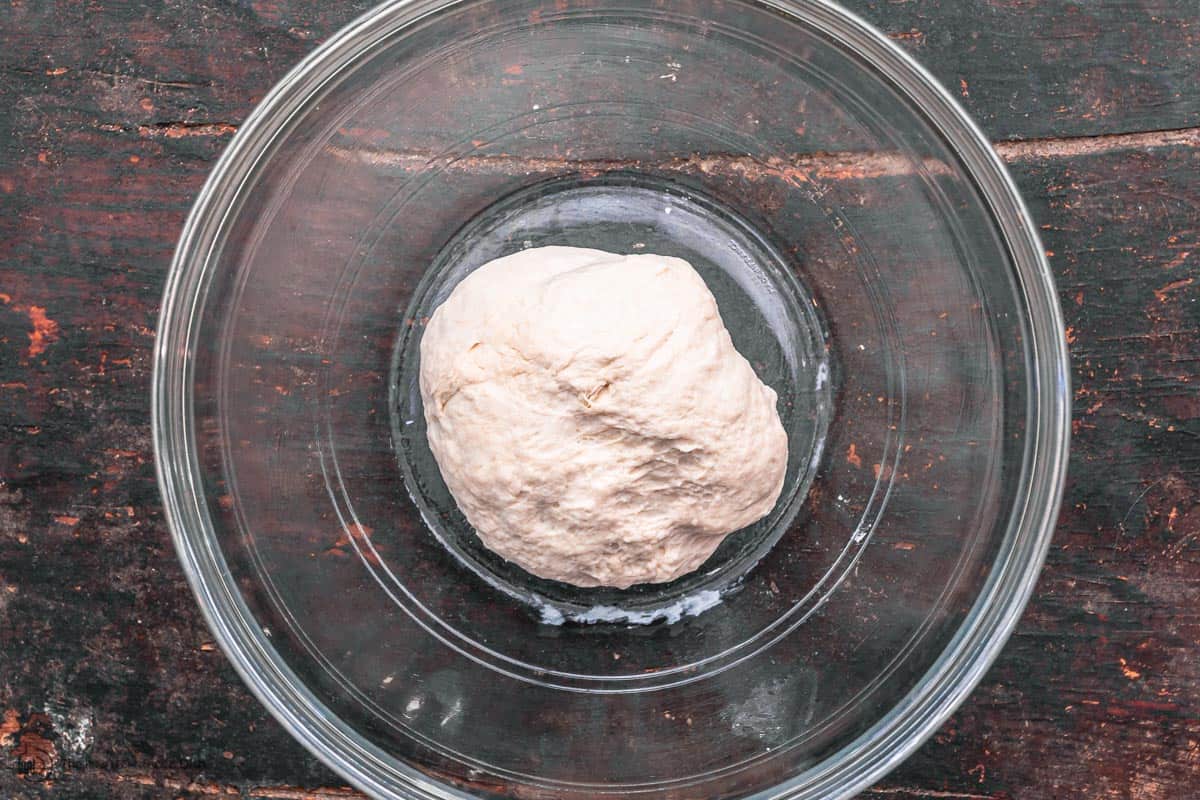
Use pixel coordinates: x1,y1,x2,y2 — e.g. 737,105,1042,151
419,246,788,589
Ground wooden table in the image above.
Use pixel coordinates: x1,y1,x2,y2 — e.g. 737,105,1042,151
1,2,1197,798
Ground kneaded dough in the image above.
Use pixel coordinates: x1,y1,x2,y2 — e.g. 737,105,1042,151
419,246,788,589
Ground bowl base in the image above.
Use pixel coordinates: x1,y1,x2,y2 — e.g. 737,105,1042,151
391,172,832,624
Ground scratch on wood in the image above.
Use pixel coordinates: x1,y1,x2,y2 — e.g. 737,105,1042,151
1118,657,1143,680
847,442,863,468
887,29,927,45
137,121,239,139
326,126,1200,183
2,298,60,358
25,305,60,357
868,786,1002,799
116,772,240,795
248,786,369,799
325,145,956,182
81,68,213,90
1118,478,1167,536
114,771,367,798
994,126,1200,160
1154,277,1194,301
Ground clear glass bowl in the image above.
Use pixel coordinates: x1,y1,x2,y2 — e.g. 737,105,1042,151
153,1,1070,798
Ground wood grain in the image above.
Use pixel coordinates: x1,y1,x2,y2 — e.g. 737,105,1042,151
0,1,1198,799
849,0,1200,141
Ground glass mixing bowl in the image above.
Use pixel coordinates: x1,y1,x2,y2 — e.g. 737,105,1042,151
153,1,1070,798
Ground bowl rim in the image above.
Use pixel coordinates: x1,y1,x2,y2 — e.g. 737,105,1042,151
152,1,1070,798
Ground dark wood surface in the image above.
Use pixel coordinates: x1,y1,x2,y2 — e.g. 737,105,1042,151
1,1,1198,798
